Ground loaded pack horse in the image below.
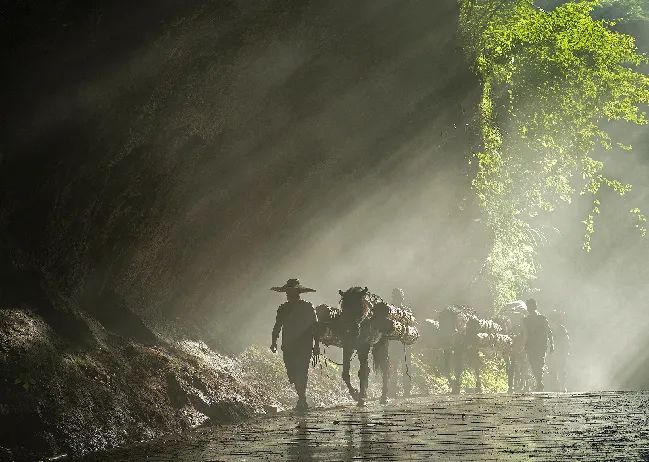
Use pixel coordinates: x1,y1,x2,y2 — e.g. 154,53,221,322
337,287,391,405
317,287,419,405
437,305,515,393
317,287,397,405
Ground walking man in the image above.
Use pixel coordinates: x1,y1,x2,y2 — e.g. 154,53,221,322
547,309,570,392
523,299,554,391
270,278,319,410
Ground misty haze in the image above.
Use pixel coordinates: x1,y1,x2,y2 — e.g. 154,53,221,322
1,0,648,461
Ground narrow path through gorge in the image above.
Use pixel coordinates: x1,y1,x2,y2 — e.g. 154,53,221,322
80,392,649,461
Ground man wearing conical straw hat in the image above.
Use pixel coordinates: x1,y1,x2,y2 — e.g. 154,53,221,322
270,278,319,411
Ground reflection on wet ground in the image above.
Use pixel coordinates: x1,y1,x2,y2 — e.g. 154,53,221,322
81,392,649,461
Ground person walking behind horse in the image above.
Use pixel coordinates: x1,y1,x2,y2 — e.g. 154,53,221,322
547,309,570,392
523,299,554,391
270,278,319,411
388,288,413,397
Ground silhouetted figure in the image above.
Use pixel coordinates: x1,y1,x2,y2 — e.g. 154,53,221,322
270,278,319,411
388,288,413,397
337,287,390,405
547,309,570,392
523,299,554,391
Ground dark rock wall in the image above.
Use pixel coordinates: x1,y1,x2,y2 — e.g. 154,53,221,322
2,0,482,348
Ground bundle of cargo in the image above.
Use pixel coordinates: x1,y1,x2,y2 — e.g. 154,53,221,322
475,332,513,352
449,304,478,319
315,304,344,347
373,302,419,345
316,303,341,323
502,300,527,316
383,304,416,325
424,318,440,330
384,322,419,345
316,299,420,347
465,313,505,336
472,317,503,335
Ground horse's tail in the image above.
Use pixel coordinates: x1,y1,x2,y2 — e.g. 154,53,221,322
372,338,389,375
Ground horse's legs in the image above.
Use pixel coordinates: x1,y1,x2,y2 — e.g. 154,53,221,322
512,355,520,392
473,353,483,393
506,354,514,394
357,345,370,406
443,348,455,391
453,348,464,394
372,338,389,404
511,352,523,392
342,346,359,400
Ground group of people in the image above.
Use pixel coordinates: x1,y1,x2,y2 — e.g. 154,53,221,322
269,278,570,410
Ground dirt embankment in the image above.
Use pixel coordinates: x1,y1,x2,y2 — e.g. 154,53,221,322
0,308,271,461
1,307,438,461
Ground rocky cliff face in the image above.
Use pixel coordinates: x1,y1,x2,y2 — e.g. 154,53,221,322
0,308,269,460
1,0,479,346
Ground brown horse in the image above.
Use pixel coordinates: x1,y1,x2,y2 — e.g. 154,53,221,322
438,305,514,393
336,287,390,406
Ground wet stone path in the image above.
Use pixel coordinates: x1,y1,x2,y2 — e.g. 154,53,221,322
82,392,649,461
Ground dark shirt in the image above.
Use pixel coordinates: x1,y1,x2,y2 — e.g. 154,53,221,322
272,300,318,350
523,312,553,353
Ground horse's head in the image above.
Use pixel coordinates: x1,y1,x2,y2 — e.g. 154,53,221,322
438,306,471,345
438,306,460,334
465,316,481,337
339,286,372,323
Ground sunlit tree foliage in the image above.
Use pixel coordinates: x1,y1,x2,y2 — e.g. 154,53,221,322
458,0,649,309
